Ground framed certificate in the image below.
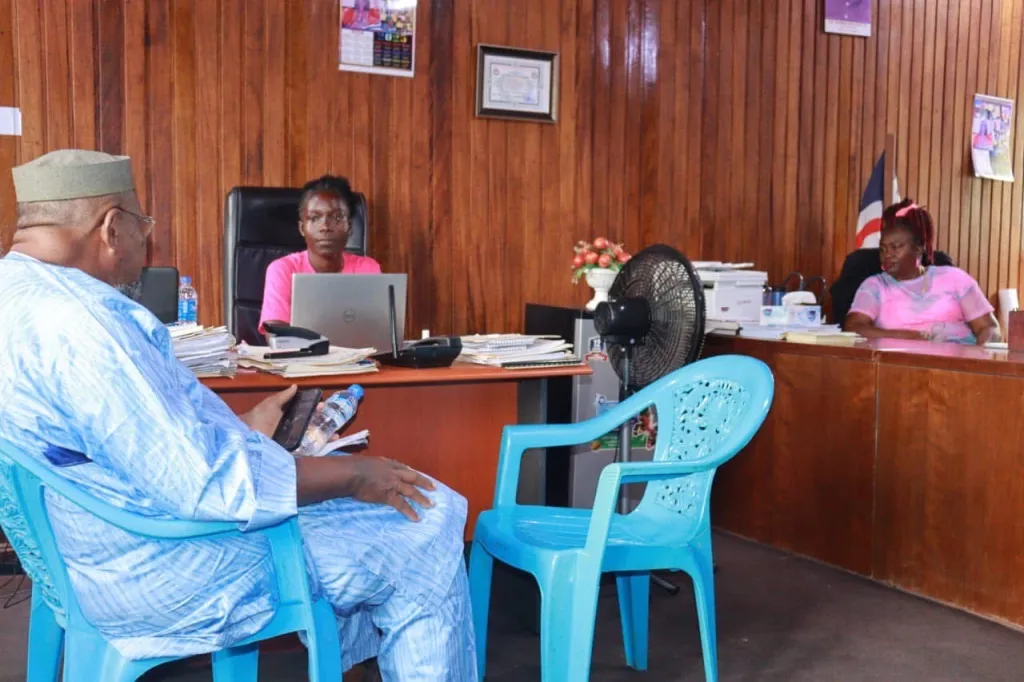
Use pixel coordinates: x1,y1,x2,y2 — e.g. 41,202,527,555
475,44,559,123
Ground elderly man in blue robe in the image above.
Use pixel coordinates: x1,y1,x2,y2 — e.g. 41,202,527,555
0,149,477,681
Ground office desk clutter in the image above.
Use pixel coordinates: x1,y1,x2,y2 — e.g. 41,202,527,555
236,343,378,378
459,333,579,368
167,323,238,377
697,262,861,345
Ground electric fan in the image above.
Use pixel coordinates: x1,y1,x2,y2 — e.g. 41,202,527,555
593,244,707,593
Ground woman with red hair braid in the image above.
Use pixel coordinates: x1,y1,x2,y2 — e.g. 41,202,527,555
844,198,1001,345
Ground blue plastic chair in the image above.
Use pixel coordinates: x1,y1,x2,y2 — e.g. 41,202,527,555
0,442,343,682
469,354,774,682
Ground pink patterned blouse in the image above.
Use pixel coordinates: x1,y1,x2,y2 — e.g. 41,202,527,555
848,266,993,344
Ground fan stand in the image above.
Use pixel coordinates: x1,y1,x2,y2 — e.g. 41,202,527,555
616,344,681,597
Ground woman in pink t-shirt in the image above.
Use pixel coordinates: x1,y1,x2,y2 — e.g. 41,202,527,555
844,199,1000,345
259,175,382,335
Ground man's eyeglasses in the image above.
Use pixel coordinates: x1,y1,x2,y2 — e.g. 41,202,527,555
114,207,156,238
303,212,350,227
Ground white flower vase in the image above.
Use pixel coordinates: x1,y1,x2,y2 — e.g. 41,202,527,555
584,267,618,311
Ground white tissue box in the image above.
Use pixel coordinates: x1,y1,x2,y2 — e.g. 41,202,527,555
759,305,822,327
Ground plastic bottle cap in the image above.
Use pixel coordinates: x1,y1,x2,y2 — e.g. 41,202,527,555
347,384,364,400
180,276,192,285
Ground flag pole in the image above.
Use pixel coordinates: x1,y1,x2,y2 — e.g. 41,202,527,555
884,133,896,206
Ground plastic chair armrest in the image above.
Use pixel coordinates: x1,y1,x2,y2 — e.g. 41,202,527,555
492,391,659,507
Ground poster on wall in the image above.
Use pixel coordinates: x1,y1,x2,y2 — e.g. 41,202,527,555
824,0,872,38
971,94,1016,183
338,0,417,78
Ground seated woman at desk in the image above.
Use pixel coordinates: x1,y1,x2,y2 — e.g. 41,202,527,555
259,175,381,334
844,199,1000,345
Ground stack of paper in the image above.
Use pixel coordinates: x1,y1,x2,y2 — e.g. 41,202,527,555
236,344,379,378
309,429,370,457
706,320,741,336
168,323,238,377
459,334,578,367
783,330,864,346
737,323,844,341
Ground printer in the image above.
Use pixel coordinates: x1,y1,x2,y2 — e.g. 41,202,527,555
695,264,768,322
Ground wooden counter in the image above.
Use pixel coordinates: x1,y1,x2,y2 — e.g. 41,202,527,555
203,362,591,539
704,335,1024,628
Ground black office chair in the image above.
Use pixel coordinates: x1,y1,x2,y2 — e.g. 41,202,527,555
830,247,955,327
222,186,369,346
139,266,179,324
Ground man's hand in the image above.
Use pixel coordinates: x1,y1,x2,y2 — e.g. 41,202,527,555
345,456,436,521
294,455,436,522
240,384,297,438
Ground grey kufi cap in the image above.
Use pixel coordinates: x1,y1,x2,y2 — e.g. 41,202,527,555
12,149,134,203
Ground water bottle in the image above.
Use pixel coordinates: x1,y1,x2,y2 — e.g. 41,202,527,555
177,276,198,323
294,385,365,457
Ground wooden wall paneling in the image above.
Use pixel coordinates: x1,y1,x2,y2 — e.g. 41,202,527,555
537,0,565,324
194,0,223,324
170,0,200,317
821,13,840,284
503,0,529,335
0,0,16,246
976,0,996,294
123,0,149,220
836,33,859,279
875,364,1024,624
917,0,936,248
1014,0,1024,293
147,0,174,271
283,2,306,188
933,0,954,258
67,0,96,151
947,0,968,261
13,0,44,165
5,0,1024,336
684,0,706,260
603,0,627,250
998,0,1022,290
262,0,287,190
620,0,642,252
558,0,584,301
97,0,124,155
405,1,437,334
698,0,720,262
41,0,70,151
641,0,665,251
427,0,454,335
770,0,792,285
797,0,816,284
303,0,331,187
966,0,986,279
751,0,773,272
240,0,264,186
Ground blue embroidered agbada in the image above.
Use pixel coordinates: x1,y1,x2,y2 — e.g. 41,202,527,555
0,252,476,680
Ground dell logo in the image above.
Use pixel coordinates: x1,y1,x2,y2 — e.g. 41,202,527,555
343,309,356,324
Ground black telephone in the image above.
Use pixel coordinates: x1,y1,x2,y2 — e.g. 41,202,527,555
272,388,323,452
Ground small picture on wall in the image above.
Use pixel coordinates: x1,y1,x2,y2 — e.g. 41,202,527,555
476,44,559,123
824,0,872,38
971,94,1015,183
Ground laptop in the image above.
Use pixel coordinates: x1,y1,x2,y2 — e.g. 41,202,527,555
290,273,407,353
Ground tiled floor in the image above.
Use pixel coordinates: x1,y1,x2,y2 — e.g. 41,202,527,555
2,532,1023,681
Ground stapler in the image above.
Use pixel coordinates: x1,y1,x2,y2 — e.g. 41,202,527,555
262,322,330,359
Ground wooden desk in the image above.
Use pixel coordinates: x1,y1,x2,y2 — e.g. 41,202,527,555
203,363,591,539
704,336,1024,628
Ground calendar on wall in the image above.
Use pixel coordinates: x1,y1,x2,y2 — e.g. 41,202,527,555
338,0,417,78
